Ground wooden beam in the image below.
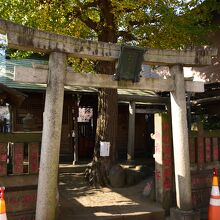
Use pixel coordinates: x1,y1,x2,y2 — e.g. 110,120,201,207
118,95,170,104
0,132,41,142
14,66,204,92
192,96,220,105
0,175,38,188
0,19,217,66
136,108,165,114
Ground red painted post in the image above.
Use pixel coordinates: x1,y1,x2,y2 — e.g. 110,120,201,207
189,138,196,164
197,124,204,168
213,138,219,162
13,143,24,174
205,138,211,162
0,143,7,176
154,113,173,210
162,119,172,191
28,143,39,174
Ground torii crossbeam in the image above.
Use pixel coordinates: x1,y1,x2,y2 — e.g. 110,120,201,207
0,18,217,220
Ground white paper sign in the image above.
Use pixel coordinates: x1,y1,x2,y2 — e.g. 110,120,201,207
100,141,110,157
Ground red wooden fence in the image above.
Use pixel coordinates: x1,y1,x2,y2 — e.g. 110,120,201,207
189,127,220,219
0,132,41,220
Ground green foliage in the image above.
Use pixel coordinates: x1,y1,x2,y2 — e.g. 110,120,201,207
0,0,219,58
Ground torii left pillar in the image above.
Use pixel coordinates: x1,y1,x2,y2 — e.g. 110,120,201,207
36,52,66,220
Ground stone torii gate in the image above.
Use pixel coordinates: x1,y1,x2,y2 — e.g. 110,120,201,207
0,19,217,220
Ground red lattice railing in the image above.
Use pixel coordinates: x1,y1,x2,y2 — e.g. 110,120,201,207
0,132,41,176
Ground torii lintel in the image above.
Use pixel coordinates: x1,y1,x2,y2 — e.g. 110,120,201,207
0,18,217,66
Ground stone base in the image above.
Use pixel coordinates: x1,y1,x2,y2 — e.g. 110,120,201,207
170,207,200,220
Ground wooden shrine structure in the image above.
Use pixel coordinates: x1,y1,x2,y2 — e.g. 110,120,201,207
0,18,218,220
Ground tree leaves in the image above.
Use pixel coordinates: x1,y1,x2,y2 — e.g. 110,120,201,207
0,0,219,51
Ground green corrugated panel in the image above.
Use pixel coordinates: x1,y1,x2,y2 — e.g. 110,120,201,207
0,55,47,90
0,55,97,92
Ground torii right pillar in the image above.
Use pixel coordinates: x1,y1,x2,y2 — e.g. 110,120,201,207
169,65,200,219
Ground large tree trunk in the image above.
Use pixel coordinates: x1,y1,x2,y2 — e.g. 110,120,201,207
85,0,118,187
85,62,118,187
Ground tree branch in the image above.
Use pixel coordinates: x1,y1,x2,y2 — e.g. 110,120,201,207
66,1,100,32
75,0,98,10
117,30,136,41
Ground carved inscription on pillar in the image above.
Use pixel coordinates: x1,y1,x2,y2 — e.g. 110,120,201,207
162,120,172,191
154,113,173,209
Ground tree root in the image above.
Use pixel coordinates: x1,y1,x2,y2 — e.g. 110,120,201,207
84,159,110,188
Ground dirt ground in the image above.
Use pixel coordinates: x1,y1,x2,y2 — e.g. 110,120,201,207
58,170,165,220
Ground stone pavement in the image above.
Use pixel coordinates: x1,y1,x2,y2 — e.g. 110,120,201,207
58,166,165,220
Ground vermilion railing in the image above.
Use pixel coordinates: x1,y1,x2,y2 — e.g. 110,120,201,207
0,132,41,220
189,128,220,219
0,132,41,176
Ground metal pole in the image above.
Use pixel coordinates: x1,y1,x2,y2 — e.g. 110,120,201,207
73,95,79,164
36,52,66,220
127,101,135,163
170,64,192,210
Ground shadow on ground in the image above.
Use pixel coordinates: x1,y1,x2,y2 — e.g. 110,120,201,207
58,169,165,220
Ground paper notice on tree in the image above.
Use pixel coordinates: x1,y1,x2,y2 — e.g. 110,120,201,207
100,141,110,157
